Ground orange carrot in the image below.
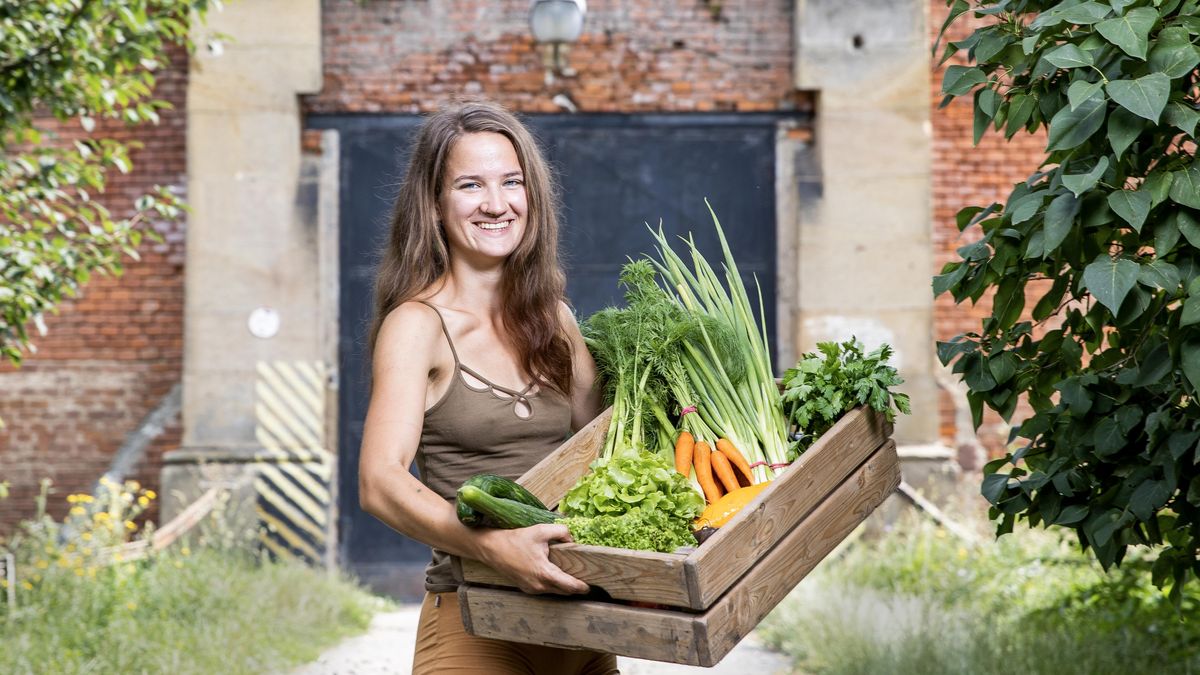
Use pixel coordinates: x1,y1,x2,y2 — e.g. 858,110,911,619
711,450,740,493
692,441,723,503
715,438,755,486
674,431,695,476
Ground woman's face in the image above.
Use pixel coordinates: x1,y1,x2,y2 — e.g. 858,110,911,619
438,131,528,267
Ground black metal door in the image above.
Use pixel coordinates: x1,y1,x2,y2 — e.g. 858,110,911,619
314,114,786,599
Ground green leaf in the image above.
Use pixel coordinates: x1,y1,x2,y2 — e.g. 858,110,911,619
1182,295,1200,327
1083,255,1140,313
943,65,987,96
1110,0,1137,11
933,263,968,296
1179,211,1200,249
1063,158,1110,198
1095,7,1158,59
1046,44,1096,68
1164,102,1200,138
1047,96,1107,151
1130,480,1172,521
1106,74,1171,123
1093,418,1126,456
990,352,1019,385
934,0,970,56
1107,188,1152,231
1146,169,1176,206
1182,337,1200,394
1060,2,1113,24
993,276,1026,329
1009,191,1046,224
1138,259,1181,292
1148,27,1200,78
1156,213,1182,254
1044,192,1082,254
982,472,1011,504
1170,167,1200,209
1006,93,1039,137
1055,504,1090,525
1067,79,1105,110
1107,107,1145,158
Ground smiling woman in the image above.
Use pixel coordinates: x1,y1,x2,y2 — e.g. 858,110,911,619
355,100,616,675
438,132,529,267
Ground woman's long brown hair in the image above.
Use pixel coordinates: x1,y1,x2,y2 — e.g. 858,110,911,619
368,100,573,396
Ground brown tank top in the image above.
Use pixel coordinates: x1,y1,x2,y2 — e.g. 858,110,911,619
415,302,572,592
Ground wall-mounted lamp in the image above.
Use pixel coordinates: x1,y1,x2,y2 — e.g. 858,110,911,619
530,0,586,79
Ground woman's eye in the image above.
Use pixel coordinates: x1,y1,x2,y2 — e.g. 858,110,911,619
504,179,524,187
459,182,480,190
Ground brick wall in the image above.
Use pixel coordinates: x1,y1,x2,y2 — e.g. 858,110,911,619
304,0,810,114
0,45,188,530
929,3,1047,466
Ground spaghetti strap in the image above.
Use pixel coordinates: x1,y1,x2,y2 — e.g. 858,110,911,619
416,301,462,367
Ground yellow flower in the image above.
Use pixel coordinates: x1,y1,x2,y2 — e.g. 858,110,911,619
75,568,84,577
35,560,48,570
94,511,111,522
87,568,97,579
957,547,969,559
125,520,137,532
125,601,137,611
173,561,183,569
77,494,94,503
65,544,76,553
67,495,79,504
69,506,86,516
181,546,191,557
145,490,156,500
57,558,69,568
129,481,141,491
137,496,149,507
0,580,7,588
81,532,92,542
21,581,32,591
31,574,41,583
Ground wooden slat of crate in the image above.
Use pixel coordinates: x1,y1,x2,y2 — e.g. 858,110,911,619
459,439,900,666
459,407,890,610
684,407,890,608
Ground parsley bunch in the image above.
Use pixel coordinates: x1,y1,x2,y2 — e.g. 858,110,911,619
781,339,910,460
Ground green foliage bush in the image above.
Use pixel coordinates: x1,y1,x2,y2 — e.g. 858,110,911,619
934,0,1200,600
759,517,1199,675
0,479,382,674
0,1,216,368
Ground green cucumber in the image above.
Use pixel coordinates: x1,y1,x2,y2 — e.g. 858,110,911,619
455,474,549,527
456,485,559,529
463,474,549,510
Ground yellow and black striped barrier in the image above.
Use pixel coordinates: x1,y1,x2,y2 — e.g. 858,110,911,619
253,360,333,565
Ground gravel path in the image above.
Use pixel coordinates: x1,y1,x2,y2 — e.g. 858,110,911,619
290,605,793,675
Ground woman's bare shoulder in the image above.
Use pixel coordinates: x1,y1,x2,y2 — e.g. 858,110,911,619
375,301,447,368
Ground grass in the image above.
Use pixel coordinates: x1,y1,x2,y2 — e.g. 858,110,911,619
758,510,1200,675
1,480,388,674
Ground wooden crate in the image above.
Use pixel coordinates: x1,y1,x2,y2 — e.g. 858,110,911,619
453,406,899,666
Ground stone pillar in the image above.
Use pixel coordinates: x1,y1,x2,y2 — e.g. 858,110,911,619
162,1,331,561
793,0,938,446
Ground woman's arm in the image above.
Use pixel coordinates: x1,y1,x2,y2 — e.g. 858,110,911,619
560,301,602,431
358,302,588,595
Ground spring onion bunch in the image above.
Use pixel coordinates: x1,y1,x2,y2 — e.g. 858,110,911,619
648,202,790,482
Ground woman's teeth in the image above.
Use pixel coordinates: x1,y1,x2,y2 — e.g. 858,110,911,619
476,220,510,231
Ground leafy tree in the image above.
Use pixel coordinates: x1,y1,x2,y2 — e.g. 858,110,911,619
935,0,1200,602
0,0,215,368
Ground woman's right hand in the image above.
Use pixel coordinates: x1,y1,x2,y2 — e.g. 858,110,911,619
476,524,590,595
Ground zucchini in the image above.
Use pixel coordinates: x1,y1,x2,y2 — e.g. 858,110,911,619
456,485,559,529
